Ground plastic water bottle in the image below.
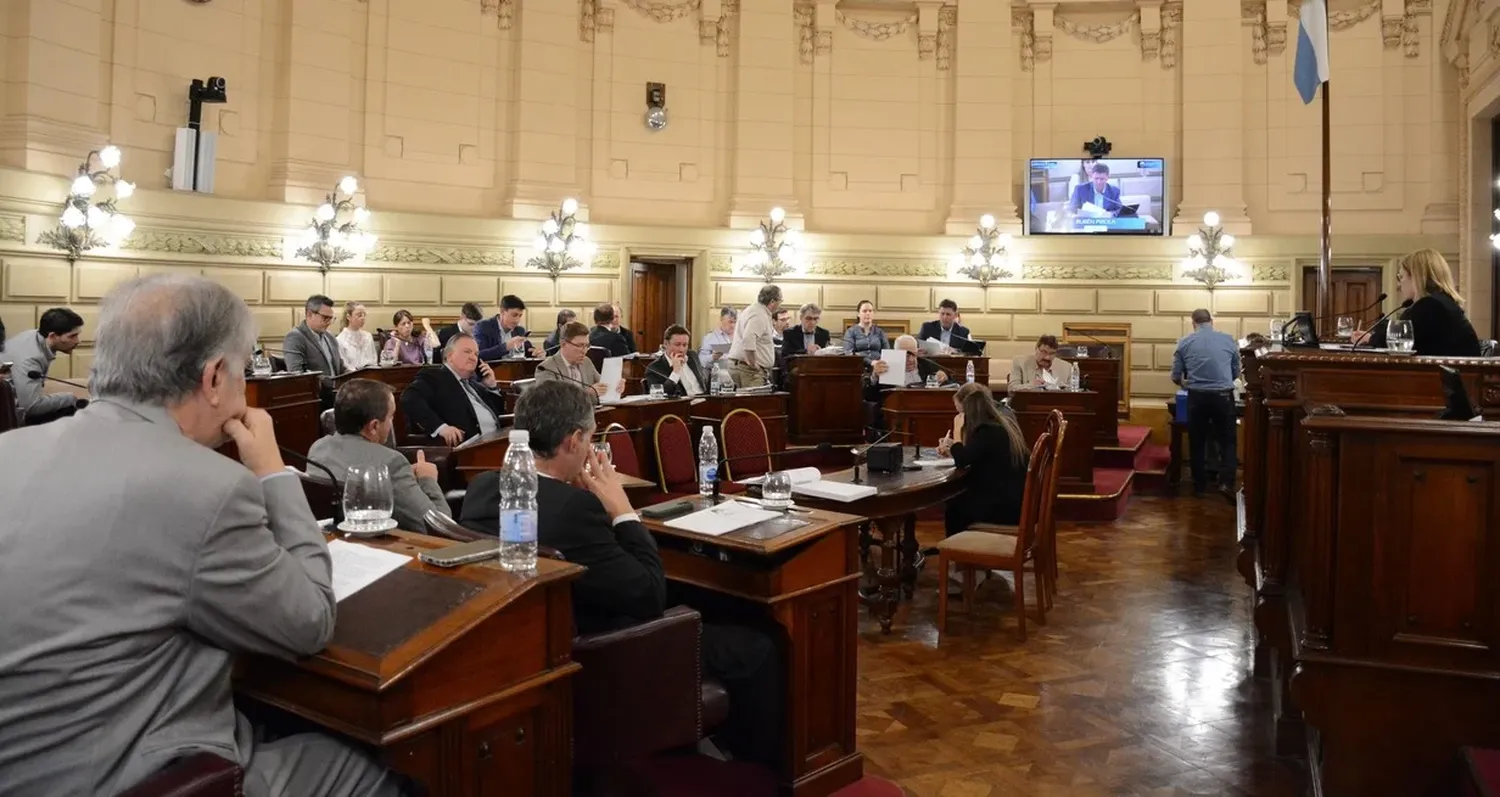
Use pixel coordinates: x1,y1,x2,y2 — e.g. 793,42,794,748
697,426,719,496
498,429,539,571
965,361,975,384
422,337,435,365
1069,366,1081,392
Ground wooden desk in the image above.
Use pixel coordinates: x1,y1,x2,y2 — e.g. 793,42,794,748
924,355,988,387
1292,415,1500,796
243,372,321,457
1242,350,1500,755
485,357,541,386
881,387,959,447
690,392,790,455
1059,353,1121,445
639,497,865,795
236,531,584,796
786,355,865,446
789,466,966,634
336,365,427,439
1008,389,1098,494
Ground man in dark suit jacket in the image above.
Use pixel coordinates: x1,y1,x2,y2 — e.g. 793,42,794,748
399,333,505,446
437,302,484,350
1068,161,1125,215
588,303,631,357
460,380,782,768
609,303,637,354
917,298,976,354
473,294,534,360
644,324,709,398
781,302,831,357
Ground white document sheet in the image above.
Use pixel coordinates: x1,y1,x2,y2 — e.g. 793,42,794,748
600,356,625,403
919,337,945,356
913,458,956,468
735,466,821,486
878,349,907,387
792,480,878,502
327,539,411,602
664,501,780,536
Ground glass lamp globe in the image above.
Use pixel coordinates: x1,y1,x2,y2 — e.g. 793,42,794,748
749,228,766,246
1187,234,1203,251
1203,211,1221,227
1221,234,1236,249
99,146,122,169
561,197,579,216
71,175,96,197
315,204,335,222
769,207,786,224
979,213,996,229
115,181,135,200
542,217,559,236
999,233,1014,248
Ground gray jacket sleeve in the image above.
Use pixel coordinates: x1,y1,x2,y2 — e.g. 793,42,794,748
12,352,76,418
185,470,336,659
386,449,449,532
281,330,308,373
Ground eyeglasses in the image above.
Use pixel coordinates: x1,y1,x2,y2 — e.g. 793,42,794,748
565,338,589,350
316,313,335,321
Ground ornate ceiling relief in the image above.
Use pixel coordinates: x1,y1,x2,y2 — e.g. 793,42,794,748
366,244,516,267
1242,2,1288,65
1015,10,1038,71
1161,3,1182,68
582,0,732,56
1017,3,1179,72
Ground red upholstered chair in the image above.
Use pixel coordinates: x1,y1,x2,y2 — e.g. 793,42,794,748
0,375,19,434
654,415,698,494
719,409,772,481
116,752,243,797
600,422,643,479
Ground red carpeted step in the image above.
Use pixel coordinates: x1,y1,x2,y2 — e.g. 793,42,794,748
1057,468,1133,522
1135,443,1171,473
1461,748,1500,797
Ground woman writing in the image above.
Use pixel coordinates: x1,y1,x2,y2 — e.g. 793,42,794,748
336,301,377,370
843,299,888,363
1362,249,1480,357
937,383,1030,538
382,309,437,364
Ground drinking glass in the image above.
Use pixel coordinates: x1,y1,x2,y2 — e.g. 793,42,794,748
1075,345,1090,359
924,374,938,389
342,464,394,531
1336,316,1354,340
592,441,612,464
762,470,793,508
251,351,272,376
649,382,666,400
378,348,396,367
1387,319,1415,354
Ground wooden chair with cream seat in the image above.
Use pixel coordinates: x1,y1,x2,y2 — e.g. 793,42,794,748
965,409,1067,608
935,428,1054,640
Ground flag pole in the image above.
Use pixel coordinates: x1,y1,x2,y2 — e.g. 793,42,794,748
1318,82,1333,330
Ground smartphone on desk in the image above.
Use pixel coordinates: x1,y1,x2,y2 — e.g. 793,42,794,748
419,538,499,568
640,501,696,521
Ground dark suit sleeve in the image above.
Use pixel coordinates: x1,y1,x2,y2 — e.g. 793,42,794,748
474,320,508,361
620,328,637,354
400,372,446,435
459,471,500,532
916,321,935,341
480,385,506,416
782,328,805,357
558,491,667,624
281,330,308,373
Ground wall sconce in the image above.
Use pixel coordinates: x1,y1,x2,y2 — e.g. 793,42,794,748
742,206,802,283
949,214,1012,288
1490,207,1500,250
644,82,668,131
39,145,135,263
1181,210,1237,290
528,197,596,279
294,176,375,274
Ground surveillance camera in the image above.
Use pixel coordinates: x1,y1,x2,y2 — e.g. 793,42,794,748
1083,136,1112,158
190,77,228,105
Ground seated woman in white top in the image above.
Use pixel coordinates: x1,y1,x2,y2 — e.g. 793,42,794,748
336,301,378,370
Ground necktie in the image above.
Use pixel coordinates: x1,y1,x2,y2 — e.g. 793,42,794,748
460,379,499,426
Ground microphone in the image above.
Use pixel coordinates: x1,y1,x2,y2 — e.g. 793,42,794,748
1069,331,1117,359
1280,293,1387,339
27,370,89,392
277,445,344,524
1351,298,1413,351
712,442,835,499
915,356,961,385
536,363,597,389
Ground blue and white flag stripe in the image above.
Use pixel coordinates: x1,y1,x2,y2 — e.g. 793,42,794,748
1294,0,1331,104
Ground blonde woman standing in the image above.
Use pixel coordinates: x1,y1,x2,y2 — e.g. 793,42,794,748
336,301,378,370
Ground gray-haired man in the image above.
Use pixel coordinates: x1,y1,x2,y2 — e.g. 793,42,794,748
0,275,407,796
698,306,737,368
725,285,782,388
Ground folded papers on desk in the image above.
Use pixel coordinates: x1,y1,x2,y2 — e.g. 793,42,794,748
736,466,821,486
791,480,877,502
664,501,781,536
328,539,412,602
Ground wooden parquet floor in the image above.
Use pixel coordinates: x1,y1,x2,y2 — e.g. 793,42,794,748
854,495,1306,796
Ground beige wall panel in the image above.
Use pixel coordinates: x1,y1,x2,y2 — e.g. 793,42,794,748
556,278,613,306
0,304,37,333
327,272,384,303
716,282,760,308
1212,290,1271,315
250,307,297,340
75,263,139,301
1123,316,1189,340
987,287,1040,313
822,285,869,310
987,341,1035,364
383,274,443,305
1011,315,1064,341
876,285,930,312
266,271,326,304
1244,317,1278,337
443,275,499,305
1133,370,1179,397
1129,343,1154,368
1152,343,1179,369
1040,288,1096,313
1097,289,1154,315
777,285,820,314
963,316,1012,340
4,260,70,300
203,268,264,303
61,351,91,381
503,277,559,305
72,305,102,344
1272,290,1294,315
936,286,985,313
1155,289,1214,314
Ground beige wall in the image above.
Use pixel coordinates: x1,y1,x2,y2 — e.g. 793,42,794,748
0,0,1468,406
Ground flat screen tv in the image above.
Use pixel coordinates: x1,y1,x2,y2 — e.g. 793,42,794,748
1025,158,1168,236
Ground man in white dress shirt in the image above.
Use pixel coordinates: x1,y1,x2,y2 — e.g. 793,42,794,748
698,306,738,368
645,325,709,398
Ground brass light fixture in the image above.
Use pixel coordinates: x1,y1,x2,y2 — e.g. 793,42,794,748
294,176,376,273
950,214,1013,288
527,197,596,279
742,206,802,283
1181,211,1238,290
39,146,135,263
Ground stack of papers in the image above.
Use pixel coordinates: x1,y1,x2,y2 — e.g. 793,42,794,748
664,501,780,536
600,356,625,403
792,480,878,502
328,540,411,602
737,466,820,486
913,457,955,468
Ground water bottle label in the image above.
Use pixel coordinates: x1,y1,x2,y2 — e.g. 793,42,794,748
700,465,717,482
499,509,537,544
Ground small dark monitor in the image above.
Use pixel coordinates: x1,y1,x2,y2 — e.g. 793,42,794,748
1282,312,1319,348
1438,366,1477,421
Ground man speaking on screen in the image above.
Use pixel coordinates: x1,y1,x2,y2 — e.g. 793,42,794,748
1068,161,1124,217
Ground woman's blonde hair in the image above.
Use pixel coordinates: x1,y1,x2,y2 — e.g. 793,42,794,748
954,382,1028,469
341,301,364,328
1400,249,1464,307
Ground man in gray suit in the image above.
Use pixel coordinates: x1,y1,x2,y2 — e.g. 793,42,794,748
310,377,450,531
2,307,85,425
534,320,616,399
0,275,406,796
282,293,345,377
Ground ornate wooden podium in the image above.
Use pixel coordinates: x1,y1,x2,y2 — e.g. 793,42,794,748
785,355,865,446
1008,389,1098,493
242,372,321,457
882,387,959,448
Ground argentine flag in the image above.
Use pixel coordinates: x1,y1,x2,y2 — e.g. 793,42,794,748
1294,0,1330,104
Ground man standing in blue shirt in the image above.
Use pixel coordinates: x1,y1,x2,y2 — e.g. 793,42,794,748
1172,309,1241,501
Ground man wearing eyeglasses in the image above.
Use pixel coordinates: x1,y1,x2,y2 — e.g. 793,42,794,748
534,321,619,400
781,302,830,358
282,295,346,409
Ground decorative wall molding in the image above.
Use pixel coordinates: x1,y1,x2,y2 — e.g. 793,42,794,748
717,0,737,57
621,0,701,23
1023,264,1173,281
0,214,24,243
120,229,283,259
1243,2,1288,65
1252,264,1291,281
1015,10,1038,71
365,243,515,267
1288,0,1380,31
494,0,515,30
709,254,733,273
796,5,815,64
836,9,917,41
1162,3,1182,68
1055,11,1137,44
804,259,947,277
936,6,957,71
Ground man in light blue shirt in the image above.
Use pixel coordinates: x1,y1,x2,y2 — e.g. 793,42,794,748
1172,309,1241,500
698,306,737,368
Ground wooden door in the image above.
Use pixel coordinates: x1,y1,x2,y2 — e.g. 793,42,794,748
1301,267,1383,335
629,260,679,355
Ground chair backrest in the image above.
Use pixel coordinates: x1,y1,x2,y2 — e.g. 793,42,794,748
296,469,343,524
511,377,537,394
586,346,608,372
1482,339,1498,357
654,414,697,492
269,354,287,373
720,408,771,480
318,408,336,437
0,378,19,434
1037,410,1068,540
600,421,643,478
1012,431,1054,555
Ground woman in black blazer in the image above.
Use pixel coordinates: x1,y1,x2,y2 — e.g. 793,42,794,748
1367,249,1481,357
937,383,1030,538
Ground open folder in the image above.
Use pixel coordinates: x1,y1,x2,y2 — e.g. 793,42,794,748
735,466,877,502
